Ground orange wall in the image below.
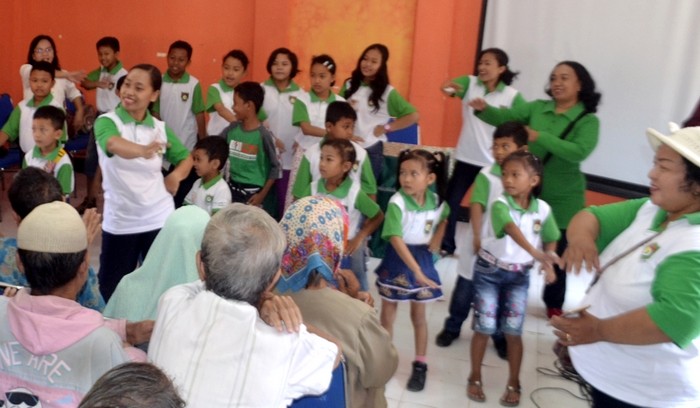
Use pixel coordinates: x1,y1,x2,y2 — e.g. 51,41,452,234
0,0,483,147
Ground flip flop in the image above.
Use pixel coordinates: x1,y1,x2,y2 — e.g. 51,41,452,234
467,380,486,403
499,384,521,407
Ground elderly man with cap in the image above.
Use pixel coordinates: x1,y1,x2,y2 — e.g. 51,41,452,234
0,202,139,408
148,203,340,408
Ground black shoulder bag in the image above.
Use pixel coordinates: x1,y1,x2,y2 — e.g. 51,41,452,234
541,111,589,166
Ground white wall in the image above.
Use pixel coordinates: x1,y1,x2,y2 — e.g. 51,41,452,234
483,0,700,185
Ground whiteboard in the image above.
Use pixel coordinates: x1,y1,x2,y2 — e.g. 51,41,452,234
482,0,700,186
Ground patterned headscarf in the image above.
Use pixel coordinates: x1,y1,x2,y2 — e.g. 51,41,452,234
276,196,348,293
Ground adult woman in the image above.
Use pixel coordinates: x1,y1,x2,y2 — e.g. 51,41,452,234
440,47,525,255
104,206,210,322
551,125,700,407
21,34,86,130
470,61,601,317
276,196,398,408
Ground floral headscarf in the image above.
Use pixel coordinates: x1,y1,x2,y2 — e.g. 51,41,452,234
276,196,348,293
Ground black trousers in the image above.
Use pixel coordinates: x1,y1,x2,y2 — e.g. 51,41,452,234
591,386,645,408
441,160,482,253
99,228,160,301
542,229,568,309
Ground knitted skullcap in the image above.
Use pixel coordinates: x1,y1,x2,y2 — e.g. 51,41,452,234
18,201,87,253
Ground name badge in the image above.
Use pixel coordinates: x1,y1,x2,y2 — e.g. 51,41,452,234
181,92,190,102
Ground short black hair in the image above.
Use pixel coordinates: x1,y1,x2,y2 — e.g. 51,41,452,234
195,137,228,171
235,81,264,113
266,47,300,79
168,40,193,60
96,36,120,52
30,60,55,80
493,121,528,147
33,105,65,131
325,101,357,124
223,49,249,70
9,167,63,219
18,249,87,295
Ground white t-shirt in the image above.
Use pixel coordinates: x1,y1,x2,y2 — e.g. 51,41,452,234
184,175,232,215
149,281,338,408
343,81,394,148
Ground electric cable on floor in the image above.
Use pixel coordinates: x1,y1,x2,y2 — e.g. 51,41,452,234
529,359,593,407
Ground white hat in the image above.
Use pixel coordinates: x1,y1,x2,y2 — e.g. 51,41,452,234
647,123,700,168
18,201,87,253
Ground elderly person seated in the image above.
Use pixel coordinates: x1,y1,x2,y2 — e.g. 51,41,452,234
551,124,700,407
277,196,398,408
0,202,142,407
79,362,185,408
148,204,340,408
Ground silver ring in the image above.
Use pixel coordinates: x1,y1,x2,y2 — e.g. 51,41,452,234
566,333,572,342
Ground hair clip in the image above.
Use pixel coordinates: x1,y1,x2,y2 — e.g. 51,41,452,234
322,61,334,70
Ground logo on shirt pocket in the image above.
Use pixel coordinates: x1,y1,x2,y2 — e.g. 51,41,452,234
181,92,190,102
424,220,434,235
288,95,297,104
641,242,660,260
533,220,542,234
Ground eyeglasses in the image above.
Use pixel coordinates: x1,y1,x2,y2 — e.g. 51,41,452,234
34,47,53,55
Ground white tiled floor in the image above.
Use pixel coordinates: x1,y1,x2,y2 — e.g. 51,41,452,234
0,173,594,408
366,222,595,408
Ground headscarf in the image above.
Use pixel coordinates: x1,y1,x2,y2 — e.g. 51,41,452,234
276,196,348,293
104,206,210,321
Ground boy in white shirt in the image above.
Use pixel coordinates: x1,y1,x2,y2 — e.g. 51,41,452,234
184,137,232,215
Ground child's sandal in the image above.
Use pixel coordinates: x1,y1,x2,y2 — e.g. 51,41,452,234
467,380,486,403
499,384,521,407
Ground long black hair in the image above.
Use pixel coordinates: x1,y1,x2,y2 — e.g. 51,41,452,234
344,44,390,113
27,34,61,70
479,48,519,85
397,149,448,204
546,61,601,113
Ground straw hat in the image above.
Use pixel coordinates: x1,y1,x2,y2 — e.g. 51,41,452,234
647,123,700,168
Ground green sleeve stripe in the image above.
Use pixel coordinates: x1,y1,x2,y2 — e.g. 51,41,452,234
387,89,417,118
164,126,191,164
490,201,512,238
452,76,471,99
56,164,73,194
470,173,490,206
292,99,310,126
588,198,648,252
360,157,377,194
541,212,561,242
191,82,205,114
381,202,404,240
292,157,312,199
94,116,120,157
206,85,222,111
355,190,381,218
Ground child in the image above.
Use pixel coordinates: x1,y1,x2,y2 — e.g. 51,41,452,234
153,40,205,207
82,36,127,114
299,138,384,291
0,61,65,153
206,49,249,135
436,122,528,353
78,36,128,213
94,63,193,301
22,105,74,197
292,54,347,150
184,137,232,215
222,81,281,214
467,150,559,406
375,149,449,392
20,35,86,130
261,47,307,216
292,101,376,200
440,48,524,255
342,43,419,182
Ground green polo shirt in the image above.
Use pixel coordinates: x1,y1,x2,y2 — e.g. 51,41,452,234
94,105,189,164
477,100,600,228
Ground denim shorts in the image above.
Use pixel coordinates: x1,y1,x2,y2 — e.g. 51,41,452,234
471,256,530,336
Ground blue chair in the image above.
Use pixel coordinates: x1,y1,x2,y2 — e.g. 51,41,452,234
290,360,347,408
0,147,22,222
0,93,13,128
386,122,419,144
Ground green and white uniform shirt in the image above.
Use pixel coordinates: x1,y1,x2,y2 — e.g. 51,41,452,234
23,145,74,195
206,80,235,135
95,106,189,234
292,136,376,199
309,177,380,239
86,62,127,113
1,94,66,153
340,81,416,149
450,75,524,166
291,90,345,150
184,174,232,215
261,79,306,170
154,72,205,150
482,194,560,264
382,189,450,245
570,198,700,406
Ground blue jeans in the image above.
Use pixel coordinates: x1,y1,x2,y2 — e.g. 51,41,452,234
472,256,530,336
340,241,369,291
365,141,384,184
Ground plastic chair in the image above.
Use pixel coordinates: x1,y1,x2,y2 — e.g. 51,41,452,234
290,360,348,408
0,93,13,128
386,122,420,144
